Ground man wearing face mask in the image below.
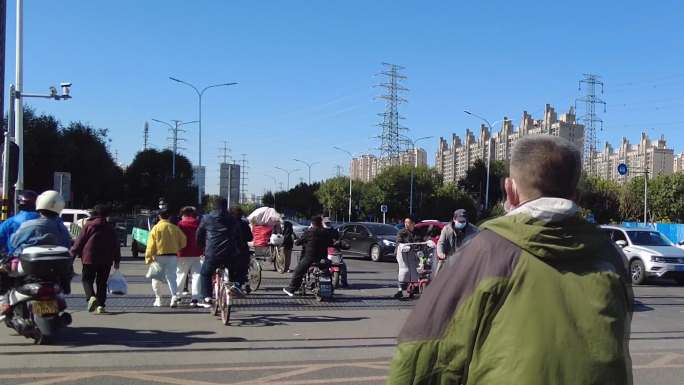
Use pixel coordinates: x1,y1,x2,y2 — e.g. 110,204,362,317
388,135,633,385
435,209,478,275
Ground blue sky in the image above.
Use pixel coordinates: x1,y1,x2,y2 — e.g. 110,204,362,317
4,1,684,196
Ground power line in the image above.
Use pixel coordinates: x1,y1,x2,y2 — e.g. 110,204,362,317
576,74,606,174
375,62,409,163
218,141,232,164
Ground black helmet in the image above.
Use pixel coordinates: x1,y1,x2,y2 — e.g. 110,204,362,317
17,190,38,211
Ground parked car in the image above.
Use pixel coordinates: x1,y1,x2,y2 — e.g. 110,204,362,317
601,225,684,285
338,222,398,262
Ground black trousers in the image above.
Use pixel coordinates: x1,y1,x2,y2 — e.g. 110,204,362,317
82,263,111,307
286,254,317,292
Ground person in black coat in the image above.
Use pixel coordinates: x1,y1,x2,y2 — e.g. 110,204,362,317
229,207,253,290
282,216,333,296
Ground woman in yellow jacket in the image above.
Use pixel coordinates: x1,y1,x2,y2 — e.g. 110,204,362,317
145,210,186,307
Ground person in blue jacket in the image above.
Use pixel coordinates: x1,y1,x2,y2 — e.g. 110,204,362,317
0,190,39,256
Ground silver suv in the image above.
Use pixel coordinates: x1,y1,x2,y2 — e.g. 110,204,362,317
601,225,684,285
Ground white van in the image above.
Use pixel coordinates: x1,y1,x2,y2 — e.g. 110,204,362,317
60,209,91,232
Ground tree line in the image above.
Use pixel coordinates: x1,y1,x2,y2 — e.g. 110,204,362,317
9,107,197,213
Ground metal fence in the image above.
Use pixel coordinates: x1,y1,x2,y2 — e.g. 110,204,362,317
622,222,684,244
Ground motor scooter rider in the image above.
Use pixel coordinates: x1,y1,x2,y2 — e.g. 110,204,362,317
282,216,333,297
323,217,349,287
0,190,39,255
394,217,422,299
0,191,39,310
1,191,72,316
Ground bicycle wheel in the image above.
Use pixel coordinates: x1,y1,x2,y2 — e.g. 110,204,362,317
273,247,286,273
220,285,231,326
248,258,262,291
212,273,220,316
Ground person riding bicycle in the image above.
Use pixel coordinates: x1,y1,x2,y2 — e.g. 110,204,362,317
229,207,253,292
282,216,333,297
394,217,423,299
197,197,242,306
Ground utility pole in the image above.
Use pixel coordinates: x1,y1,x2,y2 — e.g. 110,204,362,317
293,158,319,184
143,121,149,150
576,74,606,176
219,141,231,164
14,0,23,194
376,62,409,165
275,166,299,190
152,119,196,178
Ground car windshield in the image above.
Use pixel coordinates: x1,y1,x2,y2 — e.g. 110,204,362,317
366,224,398,236
627,231,673,246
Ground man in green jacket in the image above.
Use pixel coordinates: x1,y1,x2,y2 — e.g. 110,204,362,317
388,135,633,385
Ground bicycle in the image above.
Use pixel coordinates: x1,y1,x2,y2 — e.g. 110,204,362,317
247,252,262,292
211,267,236,326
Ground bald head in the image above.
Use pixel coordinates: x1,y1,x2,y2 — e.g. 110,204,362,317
509,135,582,200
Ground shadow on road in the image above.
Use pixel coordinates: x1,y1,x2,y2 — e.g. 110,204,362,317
236,313,368,327
57,327,246,348
633,300,655,312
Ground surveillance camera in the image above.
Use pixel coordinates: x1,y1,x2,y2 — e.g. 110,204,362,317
60,82,71,97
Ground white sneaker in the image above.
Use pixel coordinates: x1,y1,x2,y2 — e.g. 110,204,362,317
170,296,179,308
153,297,162,307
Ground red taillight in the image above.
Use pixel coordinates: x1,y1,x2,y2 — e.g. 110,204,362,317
36,285,56,299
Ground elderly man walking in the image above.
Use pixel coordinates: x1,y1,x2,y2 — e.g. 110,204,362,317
388,135,633,385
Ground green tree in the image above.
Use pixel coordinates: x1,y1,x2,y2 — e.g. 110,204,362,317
124,149,197,211
457,159,507,213
372,165,442,220
422,183,478,223
620,176,647,222
316,177,350,219
577,175,621,224
642,173,684,222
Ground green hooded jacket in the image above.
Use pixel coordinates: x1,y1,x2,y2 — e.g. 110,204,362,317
388,198,633,385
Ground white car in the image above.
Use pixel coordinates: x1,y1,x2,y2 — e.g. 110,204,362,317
60,209,91,233
601,225,684,285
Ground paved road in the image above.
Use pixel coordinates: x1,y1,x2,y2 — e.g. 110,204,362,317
0,247,683,384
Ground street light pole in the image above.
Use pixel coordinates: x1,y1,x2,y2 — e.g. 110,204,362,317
404,136,433,217
169,77,237,204
293,159,320,185
264,174,278,210
274,166,299,190
333,146,354,221
464,110,500,212
14,0,22,193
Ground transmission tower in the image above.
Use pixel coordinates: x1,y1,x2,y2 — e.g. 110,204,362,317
167,120,187,177
576,74,606,173
335,164,343,177
218,141,232,164
240,154,249,204
375,63,408,163
143,121,149,150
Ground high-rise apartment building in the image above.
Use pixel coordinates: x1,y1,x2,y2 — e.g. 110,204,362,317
350,148,428,182
192,166,206,197
219,163,241,207
435,104,584,184
589,134,674,181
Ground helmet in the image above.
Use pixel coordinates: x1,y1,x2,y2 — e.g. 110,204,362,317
16,190,37,211
36,190,65,215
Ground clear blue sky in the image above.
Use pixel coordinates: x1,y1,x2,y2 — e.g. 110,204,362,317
4,1,684,196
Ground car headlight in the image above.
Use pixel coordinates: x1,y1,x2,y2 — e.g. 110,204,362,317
382,239,396,247
651,256,666,263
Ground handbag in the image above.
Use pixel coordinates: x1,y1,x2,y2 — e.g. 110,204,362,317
145,261,165,280
107,269,128,295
